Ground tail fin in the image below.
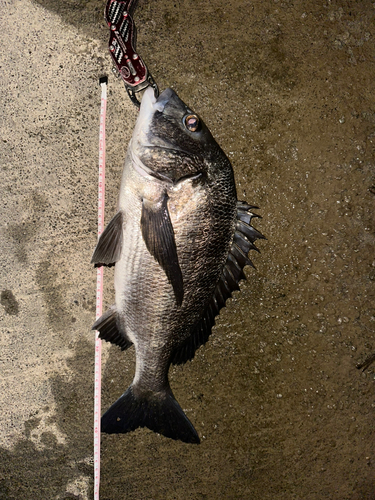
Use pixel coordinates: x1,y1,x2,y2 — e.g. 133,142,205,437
101,385,200,444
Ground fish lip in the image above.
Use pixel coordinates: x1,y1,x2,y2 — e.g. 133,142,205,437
154,87,175,110
140,86,158,110
140,87,173,114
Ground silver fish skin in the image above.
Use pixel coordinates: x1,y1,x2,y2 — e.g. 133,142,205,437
91,87,264,444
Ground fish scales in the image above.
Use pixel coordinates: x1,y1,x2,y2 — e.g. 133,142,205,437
91,87,264,443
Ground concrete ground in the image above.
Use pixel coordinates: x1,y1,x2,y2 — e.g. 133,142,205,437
0,0,374,498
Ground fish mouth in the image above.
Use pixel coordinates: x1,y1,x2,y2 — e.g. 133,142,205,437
132,87,176,149
141,86,173,114
154,87,176,109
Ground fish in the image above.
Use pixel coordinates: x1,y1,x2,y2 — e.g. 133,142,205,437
91,86,264,444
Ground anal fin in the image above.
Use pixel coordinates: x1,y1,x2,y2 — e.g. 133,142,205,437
91,211,123,267
92,306,132,351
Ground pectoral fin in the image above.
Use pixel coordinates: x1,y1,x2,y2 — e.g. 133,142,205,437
91,211,123,267
141,194,183,306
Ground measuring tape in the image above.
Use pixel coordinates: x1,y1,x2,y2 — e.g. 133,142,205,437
94,75,108,500
93,1,158,495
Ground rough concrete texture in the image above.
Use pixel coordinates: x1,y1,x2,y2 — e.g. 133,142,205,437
0,0,374,498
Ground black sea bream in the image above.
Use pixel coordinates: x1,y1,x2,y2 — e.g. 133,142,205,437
91,87,264,444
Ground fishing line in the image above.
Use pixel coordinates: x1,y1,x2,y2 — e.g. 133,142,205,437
94,75,108,500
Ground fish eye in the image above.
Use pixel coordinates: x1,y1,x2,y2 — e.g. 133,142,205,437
184,114,200,132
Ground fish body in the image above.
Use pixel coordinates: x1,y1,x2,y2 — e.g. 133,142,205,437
92,87,264,444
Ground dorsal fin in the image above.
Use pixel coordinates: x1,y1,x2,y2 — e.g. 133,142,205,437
171,201,265,365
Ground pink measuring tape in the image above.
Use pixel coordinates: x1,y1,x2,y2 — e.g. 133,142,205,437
94,75,108,499
93,2,156,495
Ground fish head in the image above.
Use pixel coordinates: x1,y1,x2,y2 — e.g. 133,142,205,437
130,87,228,184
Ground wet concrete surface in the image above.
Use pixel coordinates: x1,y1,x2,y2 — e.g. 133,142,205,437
0,0,374,498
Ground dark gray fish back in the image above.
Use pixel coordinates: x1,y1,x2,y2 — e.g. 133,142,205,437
171,201,265,365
